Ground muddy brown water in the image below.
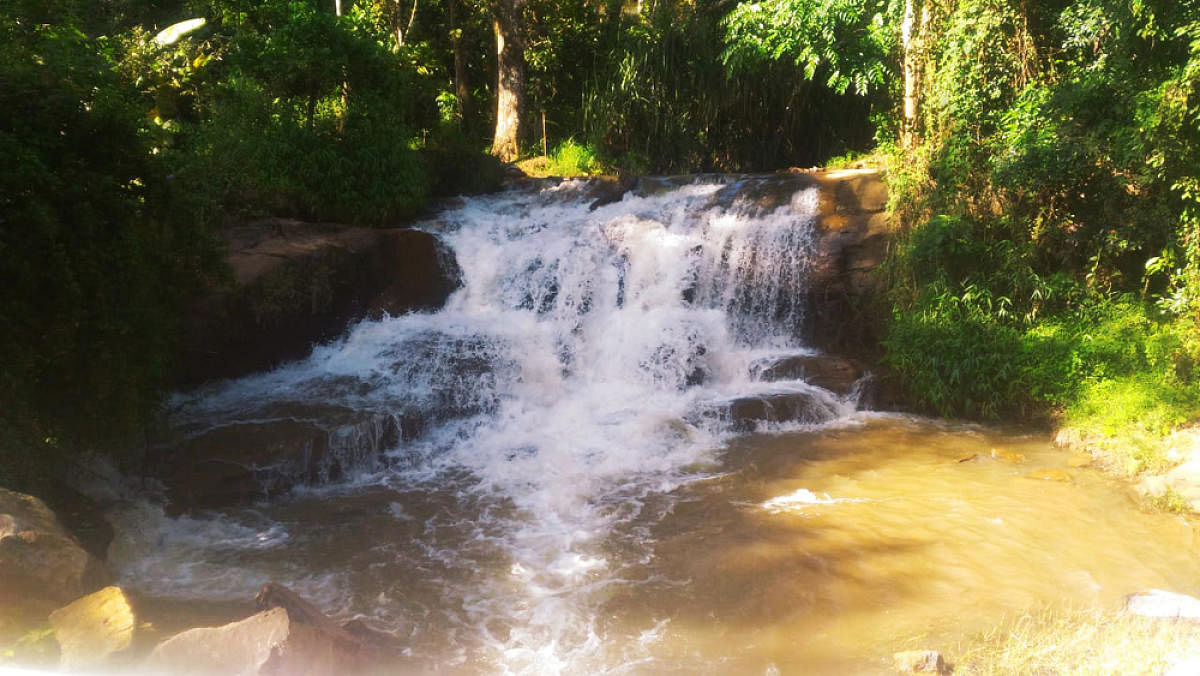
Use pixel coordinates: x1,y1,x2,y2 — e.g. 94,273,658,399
114,415,1199,674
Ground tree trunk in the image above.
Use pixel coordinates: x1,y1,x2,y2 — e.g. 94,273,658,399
897,0,921,147
450,0,474,125
491,0,527,162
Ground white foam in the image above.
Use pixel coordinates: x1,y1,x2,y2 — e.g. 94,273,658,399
761,488,869,514
112,176,853,672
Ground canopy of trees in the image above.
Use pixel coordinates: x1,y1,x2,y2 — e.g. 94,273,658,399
4,0,1200,486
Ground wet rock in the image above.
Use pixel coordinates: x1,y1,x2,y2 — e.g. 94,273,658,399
1125,590,1200,620
145,584,395,675
174,221,462,388
801,169,894,357
892,649,946,674
584,174,637,210
710,173,820,215
155,413,398,511
0,488,109,604
145,607,302,675
48,586,135,669
750,354,866,395
633,176,681,197
255,582,401,657
155,420,330,511
1021,469,1073,483
721,391,841,432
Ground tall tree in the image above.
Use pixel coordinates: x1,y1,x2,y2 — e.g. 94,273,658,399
491,0,527,161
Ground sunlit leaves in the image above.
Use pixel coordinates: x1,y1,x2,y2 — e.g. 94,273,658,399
721,0,901,96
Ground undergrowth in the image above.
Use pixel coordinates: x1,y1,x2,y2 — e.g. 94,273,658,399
953,607,1200,675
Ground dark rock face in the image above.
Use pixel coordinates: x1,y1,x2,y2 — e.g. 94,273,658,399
174,221,462,388
155,411,400,512
687,390,842,433
584,174,638,210
750,354,866,396
726,392,839,432
803,169,893,357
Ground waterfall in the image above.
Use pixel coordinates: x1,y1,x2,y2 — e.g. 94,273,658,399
109,174,865,672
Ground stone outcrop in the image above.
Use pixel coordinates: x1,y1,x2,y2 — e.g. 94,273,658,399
48,586,136,669
153,414,399,512
143,583,399,676
804,169,893,356
690,389,843,433
749,354,867,396
145,607,306,675
174,220,461,388
0,488,109,605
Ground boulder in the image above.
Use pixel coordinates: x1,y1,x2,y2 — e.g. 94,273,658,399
801,169,895,357
143,583,397,676
174,221,461,388
154,413,400,512
144,607,302,675
583,174,637,210
723,391,841,432
892,649,946,674
1124,590,1200,620
48,586,136,669
750,354,866,395
0,488,109,604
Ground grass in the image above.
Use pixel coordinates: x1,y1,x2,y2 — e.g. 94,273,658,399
516,139,608,177
952,606,1200,675
824,148,888,170
1148,486,1193,515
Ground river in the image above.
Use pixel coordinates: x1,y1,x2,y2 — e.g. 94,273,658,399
102,176,1200,673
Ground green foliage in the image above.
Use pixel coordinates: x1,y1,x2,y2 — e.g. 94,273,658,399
116,0,443,225
582,0,874,172
722,0,899,96
874,0,1200,441
0,1,217,477
547,139,602,176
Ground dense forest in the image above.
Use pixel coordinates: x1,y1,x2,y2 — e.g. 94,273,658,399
2,0,1199,490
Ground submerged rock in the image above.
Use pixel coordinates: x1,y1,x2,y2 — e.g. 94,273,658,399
1021,469,1073,483
0,488,109,604
1125,589,1200,620
989,448,1026,464
48,585,135,669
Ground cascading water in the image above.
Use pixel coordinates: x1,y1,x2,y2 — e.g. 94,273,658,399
107,175,865,671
